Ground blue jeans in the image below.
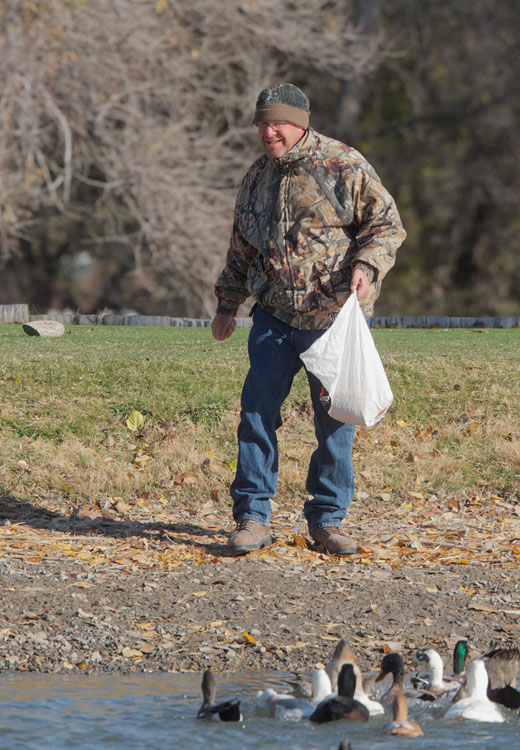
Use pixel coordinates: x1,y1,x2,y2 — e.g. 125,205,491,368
230,307,355,535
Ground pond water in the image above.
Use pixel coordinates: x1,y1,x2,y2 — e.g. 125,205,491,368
0,671,518,750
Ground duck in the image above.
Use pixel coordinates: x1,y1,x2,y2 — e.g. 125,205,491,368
452,639,470,677
309,663,370,724
414,648,462,695
256,667,333,720
444,659,505,722
376,652,435,705
325,638,357,692
383,693,424,737
484,646,520,709
197,668,241,721
451,643,520,709
449,640,471,703
352,662,385,716
324,637,384,715
484,645,520,688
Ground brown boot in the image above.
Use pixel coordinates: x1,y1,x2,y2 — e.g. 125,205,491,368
227,519,272,554
311,526,358,555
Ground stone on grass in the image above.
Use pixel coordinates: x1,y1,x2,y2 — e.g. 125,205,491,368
22,320,65,337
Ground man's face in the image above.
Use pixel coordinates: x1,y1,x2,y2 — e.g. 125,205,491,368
257,120,305,158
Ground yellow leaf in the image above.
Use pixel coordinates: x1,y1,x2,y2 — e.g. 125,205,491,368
396,419,408,427
155,0,168,12
229,459,237,470
121,646,143,658
134,454,152,464
136,622,153,629
243,631,255,644
126,410,144,432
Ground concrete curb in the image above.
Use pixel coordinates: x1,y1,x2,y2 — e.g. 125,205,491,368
26,312,520,329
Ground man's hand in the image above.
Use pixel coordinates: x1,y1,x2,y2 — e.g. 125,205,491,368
211,312,236,341
350,268,370,300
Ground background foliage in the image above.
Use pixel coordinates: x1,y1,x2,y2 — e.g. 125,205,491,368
1,0,518,317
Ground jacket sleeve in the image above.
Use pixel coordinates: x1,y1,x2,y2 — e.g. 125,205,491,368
214,215,258,316
349,166,406,282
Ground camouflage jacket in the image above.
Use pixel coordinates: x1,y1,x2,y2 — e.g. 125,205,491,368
215,128,406,328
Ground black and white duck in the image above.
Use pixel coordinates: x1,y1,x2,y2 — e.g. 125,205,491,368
309,663,370,724
197,668,241,721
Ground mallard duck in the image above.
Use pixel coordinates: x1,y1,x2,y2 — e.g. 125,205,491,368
309,663,370,724
376,652,435,705
449,640,471,703
197,668,241,721
444,659,505,723
256,667,332,719
414,648,462,695
453,639,470,677
383,693,424,737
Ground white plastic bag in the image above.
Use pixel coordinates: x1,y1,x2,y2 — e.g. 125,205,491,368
299,293,393,427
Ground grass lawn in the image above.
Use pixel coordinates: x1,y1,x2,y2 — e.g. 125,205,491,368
0,323,518,515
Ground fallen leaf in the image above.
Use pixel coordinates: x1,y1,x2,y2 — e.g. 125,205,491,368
126,410,145,432
414,425,438,440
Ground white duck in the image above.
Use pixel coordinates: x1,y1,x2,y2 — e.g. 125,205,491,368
444,659,505,723
256,667,332,720
414,648,462,695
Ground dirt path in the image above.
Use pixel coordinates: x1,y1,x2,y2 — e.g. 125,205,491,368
1,492,519,676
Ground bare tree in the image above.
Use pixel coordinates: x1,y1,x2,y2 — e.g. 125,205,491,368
1,0,389,315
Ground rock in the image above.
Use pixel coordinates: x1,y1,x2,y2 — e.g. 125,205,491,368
22,320,65,337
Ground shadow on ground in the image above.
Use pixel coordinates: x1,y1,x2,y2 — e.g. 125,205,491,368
0,492,233,555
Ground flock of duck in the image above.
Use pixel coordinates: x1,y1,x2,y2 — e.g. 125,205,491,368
197,638,520,745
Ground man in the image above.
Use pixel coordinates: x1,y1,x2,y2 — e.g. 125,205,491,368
212,83,406,555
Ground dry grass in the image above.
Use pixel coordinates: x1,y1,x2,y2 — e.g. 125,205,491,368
0,324,518,520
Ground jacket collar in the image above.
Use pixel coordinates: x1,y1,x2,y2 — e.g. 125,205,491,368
272,128,315,167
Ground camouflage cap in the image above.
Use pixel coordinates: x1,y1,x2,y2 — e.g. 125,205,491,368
253,83,310,129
